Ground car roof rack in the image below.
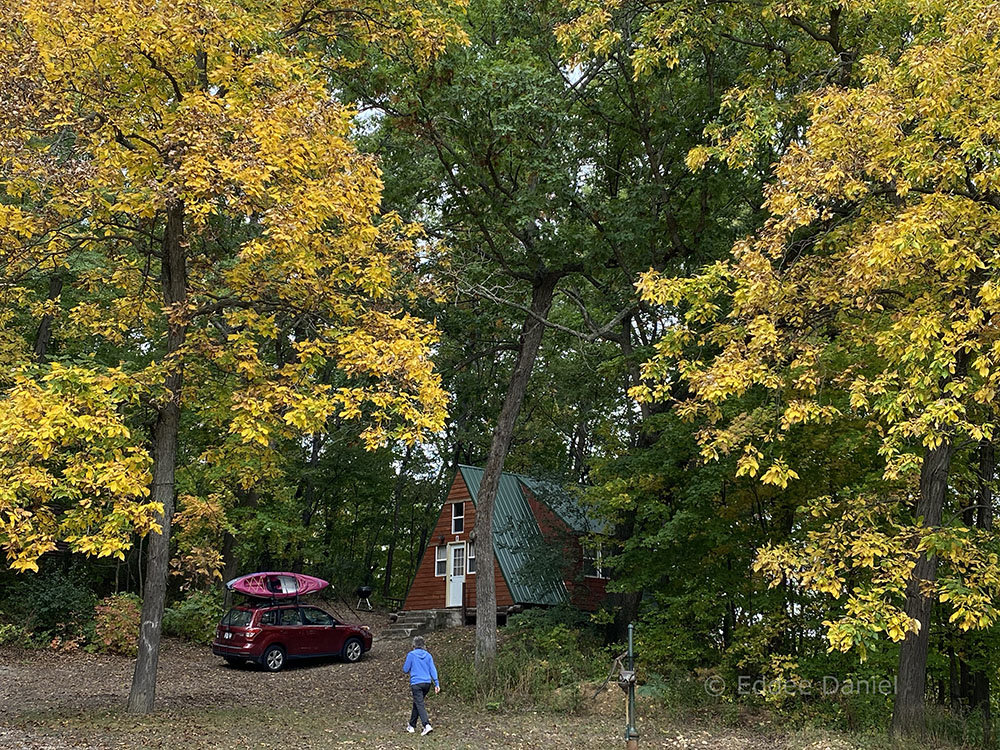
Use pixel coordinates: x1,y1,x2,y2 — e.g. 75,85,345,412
238,595,304,607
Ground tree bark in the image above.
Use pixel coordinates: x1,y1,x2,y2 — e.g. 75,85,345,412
128,202,187,714
891,440,954,737
608,498,641,642
474,271,560,671
960,657,971,707
33,273,63,361
220,530,238,611
300,432,324,528
605,315,659,642
977,440,994,531
972,440,993,741
948,646,960,711
220,487,258,608
383,444,414,598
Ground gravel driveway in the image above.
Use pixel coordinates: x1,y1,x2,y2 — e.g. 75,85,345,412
0,611,800,750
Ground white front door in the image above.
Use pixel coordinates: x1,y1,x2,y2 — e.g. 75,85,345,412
446,542,466,607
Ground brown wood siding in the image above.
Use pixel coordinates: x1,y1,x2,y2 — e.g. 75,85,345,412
403,473,515,611
524,487,607,612
524,488,573,540
566,576,608,611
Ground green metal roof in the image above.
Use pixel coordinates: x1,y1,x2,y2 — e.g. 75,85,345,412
518,475,603,535
458,465,586,606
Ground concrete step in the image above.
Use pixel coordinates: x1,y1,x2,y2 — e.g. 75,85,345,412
381,623,430,639
391,616,430,625
380,609,465,639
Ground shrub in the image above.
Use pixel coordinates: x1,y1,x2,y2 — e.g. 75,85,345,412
507,603,591,632
163,590,224,644
93,593,141,655
0,622,26,647
439,607,605,712
48,633,87,653
1,570,97,640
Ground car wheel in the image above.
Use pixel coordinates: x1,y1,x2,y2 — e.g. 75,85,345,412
262,645,286,672
342,637,364,663
224,657,246,667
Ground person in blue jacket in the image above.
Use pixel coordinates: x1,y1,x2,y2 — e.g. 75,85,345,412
403,635,440,735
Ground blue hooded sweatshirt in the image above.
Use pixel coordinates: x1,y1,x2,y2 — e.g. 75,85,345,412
403,648,439,687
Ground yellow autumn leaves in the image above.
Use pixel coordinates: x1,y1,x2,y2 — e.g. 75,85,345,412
0,366,159,572
0,0,461,571
620,0,1000,655
634,0,1000,480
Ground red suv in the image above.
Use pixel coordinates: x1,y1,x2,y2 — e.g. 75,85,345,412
212,603,373,671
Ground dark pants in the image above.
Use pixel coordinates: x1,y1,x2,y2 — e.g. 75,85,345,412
409,682,432,728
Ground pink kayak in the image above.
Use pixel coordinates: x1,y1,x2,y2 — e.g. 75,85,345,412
226,572,329,598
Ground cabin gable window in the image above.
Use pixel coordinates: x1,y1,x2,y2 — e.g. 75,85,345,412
583,543,608,579
452,502,465,534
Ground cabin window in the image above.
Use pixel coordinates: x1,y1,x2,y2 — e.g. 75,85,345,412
467,541,476,574
452,502,465,533
435,546,447,576
451,545,465,576
583,544,608,579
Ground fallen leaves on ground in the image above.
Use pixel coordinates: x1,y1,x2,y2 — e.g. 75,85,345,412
0,609,804,749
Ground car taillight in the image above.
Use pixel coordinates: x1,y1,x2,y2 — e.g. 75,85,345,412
245,627,261,639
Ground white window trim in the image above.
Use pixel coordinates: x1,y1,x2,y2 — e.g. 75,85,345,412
452,501,465,534
435,546,446,577
583,543,609,580
451,544,466,577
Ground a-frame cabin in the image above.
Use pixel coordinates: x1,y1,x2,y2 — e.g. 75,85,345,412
400,465,607,626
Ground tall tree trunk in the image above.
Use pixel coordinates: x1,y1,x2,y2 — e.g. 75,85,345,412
475,271,560,671
891,441,954,737
33,273,63,361
949,646,960,711
128,202,187,714
977,440,994,531
220,531,238,610
300,433,323,528
220,488,258,609
383,444,414,598
415,525,427,584
605,312,659,641
960,657,971,707
569,410,589,483
609,523,641,641
973,440,994,741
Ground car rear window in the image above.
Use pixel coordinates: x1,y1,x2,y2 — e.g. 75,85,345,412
222,609,254,627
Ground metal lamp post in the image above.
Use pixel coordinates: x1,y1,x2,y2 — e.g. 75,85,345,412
618,623,639,749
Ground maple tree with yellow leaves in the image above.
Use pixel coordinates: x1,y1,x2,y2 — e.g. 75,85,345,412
626,0,1000,737
0,0,460,712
